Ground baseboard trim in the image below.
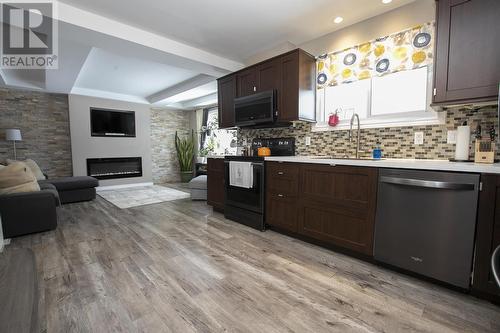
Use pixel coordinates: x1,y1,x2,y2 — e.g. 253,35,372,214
96,182,154,191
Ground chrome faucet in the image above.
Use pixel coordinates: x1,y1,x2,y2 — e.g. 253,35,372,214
349,113,361,159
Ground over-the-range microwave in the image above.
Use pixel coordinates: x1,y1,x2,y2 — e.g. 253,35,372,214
234,90,276,127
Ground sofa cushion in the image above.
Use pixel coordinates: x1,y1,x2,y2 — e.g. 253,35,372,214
38,181,60,206
44,176,99,191
7,159,46,181
188,175,207,190
0,162,40,195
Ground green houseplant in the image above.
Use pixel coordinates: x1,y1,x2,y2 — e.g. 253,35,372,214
175,130,195,183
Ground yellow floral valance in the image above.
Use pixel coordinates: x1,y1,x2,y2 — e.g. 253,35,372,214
316,22,435,89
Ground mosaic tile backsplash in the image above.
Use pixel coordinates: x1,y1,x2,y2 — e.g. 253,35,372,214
238,107,499,160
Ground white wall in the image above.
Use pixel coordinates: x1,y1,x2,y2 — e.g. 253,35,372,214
299,0,435,56
69,94,153,186
245,0,435,64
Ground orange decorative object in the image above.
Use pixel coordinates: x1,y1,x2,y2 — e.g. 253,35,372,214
257,147,271,157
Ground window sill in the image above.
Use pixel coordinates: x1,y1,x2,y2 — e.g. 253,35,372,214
311,112,446,132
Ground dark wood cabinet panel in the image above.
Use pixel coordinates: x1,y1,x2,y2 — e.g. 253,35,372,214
266,194,298,233
299,201,371,254
434,0,500,105
472,174,500,300
300,165,375,210
280,52,300,122
266,162,300,196
237,68,259,97
265,162,299,232
217,76,236,129
257,58,282,93
266,162,299,180
298,164,378,255
207,158,225,211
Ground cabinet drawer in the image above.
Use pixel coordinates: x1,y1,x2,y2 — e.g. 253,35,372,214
266,162,299,179
266,195,298,233
267,177,298,196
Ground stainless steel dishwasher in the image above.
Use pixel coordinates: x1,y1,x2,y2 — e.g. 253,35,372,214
374,168,480,289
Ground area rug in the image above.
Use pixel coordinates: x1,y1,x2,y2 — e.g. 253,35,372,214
98,185,190,209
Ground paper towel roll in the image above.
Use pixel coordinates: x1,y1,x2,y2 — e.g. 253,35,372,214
455,125,470,161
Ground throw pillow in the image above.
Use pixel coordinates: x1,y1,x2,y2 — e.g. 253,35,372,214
7,159,46,180
0,162,40,195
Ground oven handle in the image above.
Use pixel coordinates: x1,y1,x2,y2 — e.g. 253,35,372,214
224,161,264,167
380,176,475,191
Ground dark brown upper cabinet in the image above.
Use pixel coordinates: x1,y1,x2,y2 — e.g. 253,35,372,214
217,75,236,128
281,50,316,122
257,57,282,95
236,68,259,97
217,48,316,128
433,0,500,105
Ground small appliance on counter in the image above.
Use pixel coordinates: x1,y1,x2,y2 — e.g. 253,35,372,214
224,137,295,231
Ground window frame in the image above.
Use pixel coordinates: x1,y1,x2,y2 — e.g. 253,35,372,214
313,65,445,132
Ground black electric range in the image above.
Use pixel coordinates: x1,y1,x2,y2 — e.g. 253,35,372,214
224,138,295,231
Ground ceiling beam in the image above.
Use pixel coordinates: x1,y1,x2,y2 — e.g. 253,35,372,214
181,92,218,109
147,74,215,104
56,2,244,73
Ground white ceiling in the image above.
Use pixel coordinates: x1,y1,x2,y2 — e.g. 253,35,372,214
74,48,198,98
0,0,417,109
58,0,416,62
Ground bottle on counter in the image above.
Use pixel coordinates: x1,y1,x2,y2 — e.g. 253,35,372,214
373,141,382,159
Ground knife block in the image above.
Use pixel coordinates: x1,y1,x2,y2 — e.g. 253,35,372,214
474,140,495,164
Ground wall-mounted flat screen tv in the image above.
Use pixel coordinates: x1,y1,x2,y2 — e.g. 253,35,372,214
90,108,136,137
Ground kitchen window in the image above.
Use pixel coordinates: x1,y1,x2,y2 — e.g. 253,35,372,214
314,66,444,131
199,107,237,156
314,21,443,131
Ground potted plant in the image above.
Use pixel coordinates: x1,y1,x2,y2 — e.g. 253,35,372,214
175,130,195,183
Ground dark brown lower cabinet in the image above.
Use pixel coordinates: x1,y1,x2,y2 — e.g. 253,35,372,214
265,162,378,256
266,193,298,233
266,162,299,233
207,158,225,212
298,164,378,256
472,174,500,301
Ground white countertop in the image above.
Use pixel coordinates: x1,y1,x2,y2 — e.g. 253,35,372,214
265,156,500,174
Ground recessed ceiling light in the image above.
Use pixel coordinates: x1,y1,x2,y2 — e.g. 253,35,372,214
382,0,393,4
334,16,344,24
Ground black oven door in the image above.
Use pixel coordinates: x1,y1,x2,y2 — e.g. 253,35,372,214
224,161,264,214
234,90,275,127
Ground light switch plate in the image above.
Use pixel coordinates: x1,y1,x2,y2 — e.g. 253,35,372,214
414,132,424,145
447,130,457,144
305,136,311,146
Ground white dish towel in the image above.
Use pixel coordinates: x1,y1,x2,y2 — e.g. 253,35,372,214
229,161,253,189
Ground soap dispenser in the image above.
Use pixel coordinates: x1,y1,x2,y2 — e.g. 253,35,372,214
373,141,382,159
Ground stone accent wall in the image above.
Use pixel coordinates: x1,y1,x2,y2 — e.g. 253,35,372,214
239,107,499,160
151,109,191,183
0,88,72,177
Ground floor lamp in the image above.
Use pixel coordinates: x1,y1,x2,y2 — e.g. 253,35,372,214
5,129,22,160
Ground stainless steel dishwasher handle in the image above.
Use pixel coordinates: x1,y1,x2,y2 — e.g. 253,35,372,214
380,176,476,190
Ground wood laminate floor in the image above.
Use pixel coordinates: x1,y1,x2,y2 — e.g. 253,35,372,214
6,195,500,332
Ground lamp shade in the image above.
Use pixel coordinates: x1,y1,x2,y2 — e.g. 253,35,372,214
5,129,22,141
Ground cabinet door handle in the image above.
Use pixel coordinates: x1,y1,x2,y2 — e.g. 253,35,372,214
277,194,284,198
277,171,284,175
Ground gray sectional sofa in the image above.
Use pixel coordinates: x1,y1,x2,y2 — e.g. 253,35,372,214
0,176,99,238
